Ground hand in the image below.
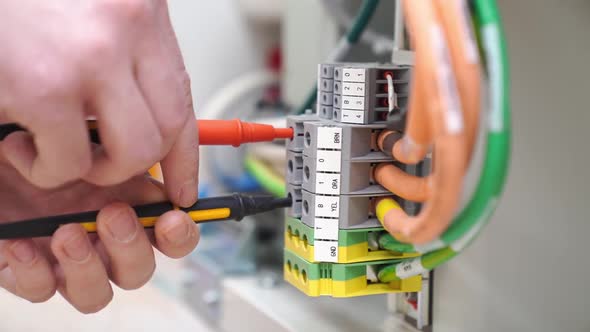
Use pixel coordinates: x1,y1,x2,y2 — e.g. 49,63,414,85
0,0,198,208
0,163,200,314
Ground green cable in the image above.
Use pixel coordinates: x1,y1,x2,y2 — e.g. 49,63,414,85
293,0,380,115
244,155,286,198
378,0,511,282
345,0,381,44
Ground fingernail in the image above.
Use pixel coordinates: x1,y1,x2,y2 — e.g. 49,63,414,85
105,207,138,243
178,181,197,208
10,241,36,264
63,232,91,263
164,220,191,245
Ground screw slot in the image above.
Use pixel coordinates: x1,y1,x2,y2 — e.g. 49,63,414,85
302,234,309,249
301,270,308,283
287,260,292,272
303,200,309,215
304,166,310,181
333,110,338,118
305,132,311,147
288,160,294,174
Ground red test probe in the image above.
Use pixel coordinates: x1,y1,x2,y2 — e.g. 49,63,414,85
0,119,294,146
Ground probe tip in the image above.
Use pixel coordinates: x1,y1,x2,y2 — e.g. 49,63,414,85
274,128,294,139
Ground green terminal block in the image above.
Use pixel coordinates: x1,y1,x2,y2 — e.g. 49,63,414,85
283,249,422,298
285,217,419,264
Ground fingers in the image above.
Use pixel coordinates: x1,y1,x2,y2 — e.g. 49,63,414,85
96,203,155,290
160,119,199,207
51,224,113,314
154,211,199,259
84,69,163,187
135,53,198,207
0,239,56,303
2,100,91,188
136,3,198,208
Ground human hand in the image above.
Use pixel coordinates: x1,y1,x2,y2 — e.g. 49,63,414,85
0,0,198,208
0,163,199,314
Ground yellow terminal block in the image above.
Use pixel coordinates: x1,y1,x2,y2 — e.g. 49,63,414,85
283,249,422,298
285,217,420,264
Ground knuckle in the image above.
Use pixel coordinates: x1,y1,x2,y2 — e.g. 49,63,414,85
77,33,117,69
181,72,194,113
23,63,76,101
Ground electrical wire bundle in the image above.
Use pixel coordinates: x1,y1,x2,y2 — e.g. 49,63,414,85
373,0,510,281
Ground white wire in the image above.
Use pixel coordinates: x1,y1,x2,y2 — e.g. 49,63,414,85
386,73,397,113
199,70,278,120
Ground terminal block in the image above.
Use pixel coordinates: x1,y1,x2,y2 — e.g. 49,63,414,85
284,249,422,298
317,63,411,124
300,190,390,230
301,121,391,196
284,62,419,298
285,217,419,264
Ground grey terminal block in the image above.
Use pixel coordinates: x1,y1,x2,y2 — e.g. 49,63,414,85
301,156,389,196
286,150,303,186
329,64,412,125
300,189,394,229
302,120,391,161
286,114,320,153
286,184,303,219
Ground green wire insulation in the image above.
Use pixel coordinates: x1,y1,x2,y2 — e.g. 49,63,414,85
293,0,381,115
378,0,511,282
244,155,286,198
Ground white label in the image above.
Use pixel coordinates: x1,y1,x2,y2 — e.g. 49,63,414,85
340,109,365,124
314,218,339,241
315,173,341,195
396,258,426,279
315,150,341,172
340,96,365,110
342,68,366,83
316,127,342,150
341,82,366,96
314,240,339,262
313,195,340,218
